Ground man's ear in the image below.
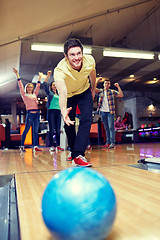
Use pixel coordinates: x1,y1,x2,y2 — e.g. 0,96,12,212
64,54,68,60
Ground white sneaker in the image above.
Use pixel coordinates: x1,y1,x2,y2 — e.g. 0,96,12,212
87,145,92,150
19,146,26,152
66,152,72,161
109,143,115,149
49,146,55,151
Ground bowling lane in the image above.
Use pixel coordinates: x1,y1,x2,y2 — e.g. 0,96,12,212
15,165,160,240
1,143,160,176
15,171,55,240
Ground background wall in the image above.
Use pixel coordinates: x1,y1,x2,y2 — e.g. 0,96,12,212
120,91,160,129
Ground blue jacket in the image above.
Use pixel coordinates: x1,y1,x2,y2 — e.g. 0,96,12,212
42,82,55,109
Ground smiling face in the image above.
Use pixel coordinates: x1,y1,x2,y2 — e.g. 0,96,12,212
51,82,57,93
117,115,121,122
26,83,34,94
65,46,83,71
103,80,111,90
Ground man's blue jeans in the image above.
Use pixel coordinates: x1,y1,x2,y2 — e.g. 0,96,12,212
101,112,115,145
21,111,40,147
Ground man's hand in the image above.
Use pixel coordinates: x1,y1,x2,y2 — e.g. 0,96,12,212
96,77,103,83
47,70,52,76
61,107,75,126
114,83,119,88
114,82,123,97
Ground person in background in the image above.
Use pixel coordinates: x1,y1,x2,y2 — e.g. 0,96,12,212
96,78,123,149
122,112,129,126
42,71,64,152
114,115,125,130
122,112,133,129
54,38,96,167
13,68,42,152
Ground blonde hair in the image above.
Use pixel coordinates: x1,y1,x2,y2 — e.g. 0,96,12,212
25,83,34,94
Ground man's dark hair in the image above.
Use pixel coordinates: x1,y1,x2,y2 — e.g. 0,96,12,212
64,38,83,56
104,78,110,82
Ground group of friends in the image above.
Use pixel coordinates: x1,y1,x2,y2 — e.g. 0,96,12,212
13,38,124,167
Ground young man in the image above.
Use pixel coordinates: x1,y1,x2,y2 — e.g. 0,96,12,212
54,38,96,167
96,79,123,149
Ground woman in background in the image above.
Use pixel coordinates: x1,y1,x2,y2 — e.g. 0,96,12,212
114,115,125,130
13,68,42,152
43,71,63,152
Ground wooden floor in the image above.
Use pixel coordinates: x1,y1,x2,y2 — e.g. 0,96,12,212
1,142,160,240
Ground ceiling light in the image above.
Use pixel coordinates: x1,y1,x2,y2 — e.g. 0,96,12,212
31,43,92,54
83,47,92,54
148,104,154,110
31,43,63,52
130,74,134,78
146,80,159,84
32,74,47,83
103,48,154,59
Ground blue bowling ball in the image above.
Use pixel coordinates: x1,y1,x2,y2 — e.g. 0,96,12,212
42,168,117,240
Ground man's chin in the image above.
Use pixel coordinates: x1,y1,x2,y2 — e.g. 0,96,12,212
73,63,82,70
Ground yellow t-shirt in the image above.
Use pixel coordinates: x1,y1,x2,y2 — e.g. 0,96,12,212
54,55,95,98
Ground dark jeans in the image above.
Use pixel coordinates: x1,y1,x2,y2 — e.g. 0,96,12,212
101,112,115,144
21,111,40,147
47,109,61,147
64,88,93,159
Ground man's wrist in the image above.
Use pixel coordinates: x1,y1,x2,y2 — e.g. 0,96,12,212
61,108,66,115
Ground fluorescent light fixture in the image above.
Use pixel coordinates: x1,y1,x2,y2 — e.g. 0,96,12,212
146,80,159,84
31,43,92,54
83,47,92,54
31,43,63,52
32,74,47,83
103,48,154,59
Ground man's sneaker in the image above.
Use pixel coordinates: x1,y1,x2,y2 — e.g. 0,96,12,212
34,146,42,152
49,146,55,152
109,143,115,149
72,155,92,167
101,143,110,148
19,146,26,152
66,152,72,161
87,144,92,150
56,146,64,151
